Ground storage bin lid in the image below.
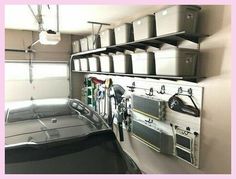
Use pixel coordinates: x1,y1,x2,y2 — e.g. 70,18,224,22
131,51,154,56
80,58,88,60
133,14,155,23
155,5,201,15
115,23,132,29
88,57,99,60
154,48,198,58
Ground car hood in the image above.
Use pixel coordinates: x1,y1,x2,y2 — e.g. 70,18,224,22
5,98,109,146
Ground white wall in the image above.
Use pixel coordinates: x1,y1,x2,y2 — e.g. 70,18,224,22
198,5,231,173
5,29,72,61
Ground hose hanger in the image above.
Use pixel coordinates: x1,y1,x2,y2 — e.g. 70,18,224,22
168,93,200,117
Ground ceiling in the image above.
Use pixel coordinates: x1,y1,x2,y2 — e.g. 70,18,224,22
5,5,163,35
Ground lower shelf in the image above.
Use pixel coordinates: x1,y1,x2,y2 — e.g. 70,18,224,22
72,70,204,82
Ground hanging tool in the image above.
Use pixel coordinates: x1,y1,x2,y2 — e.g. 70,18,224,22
104,78,113,127
116,102,125,141
90,77,105,113
168,94,200,117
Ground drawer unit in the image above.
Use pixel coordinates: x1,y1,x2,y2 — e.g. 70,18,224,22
100,29,115,47
73,59,81,71
114,23,133,44
87,35,101,50
80,58,89,71
174,129,196,165
131,52,155,74
112,54,132,73
155,5,201,36
80,38,88,52
88,57,100,72
99,55,114,72
72,40,80,53
132,15,155,41
154,48,198,76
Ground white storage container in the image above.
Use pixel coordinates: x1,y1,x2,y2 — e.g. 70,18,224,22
155,5,201,36
87,35,101,50
114,23,133,44
154,48,198,76
99,55,113,72
80,58,89,71
131,52,155,74
80,38,88,52
112,54,132,73
132,15,156,41
100,29,115,47
88,57,100,72
72,41,80,53
73,59,81,71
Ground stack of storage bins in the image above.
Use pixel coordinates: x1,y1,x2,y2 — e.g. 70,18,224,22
73,5,201,77
153,5,200,76
131,15,156,75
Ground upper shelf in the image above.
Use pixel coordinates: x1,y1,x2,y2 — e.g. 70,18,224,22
72,70,205,83
71,31,208,58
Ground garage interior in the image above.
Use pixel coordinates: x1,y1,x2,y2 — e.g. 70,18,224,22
4,5,231,174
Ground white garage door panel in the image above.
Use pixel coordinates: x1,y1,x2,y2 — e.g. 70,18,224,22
32,78,69,99
5,62,69,102
5,80,33,102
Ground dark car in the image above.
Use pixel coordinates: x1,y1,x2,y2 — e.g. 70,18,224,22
5,98,141,174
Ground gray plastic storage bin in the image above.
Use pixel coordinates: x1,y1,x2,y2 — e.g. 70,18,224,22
80,38,88,52
154,48,198,76
112,54,132,73
155,5,201,36
88,57,100,72
73,59,81,71
133,15,155,41
87,35,101,50
131,52,155,74
114,23,133,44
100,29,115,47
72,41,80,53
99,55,113,72
80,58,89,71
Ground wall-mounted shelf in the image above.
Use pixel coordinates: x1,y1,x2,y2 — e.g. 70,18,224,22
72,70,204,82
69,31,208,98
71,31,208,58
